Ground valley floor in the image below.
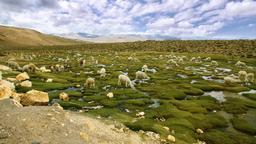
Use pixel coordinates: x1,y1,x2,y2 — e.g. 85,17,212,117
0,50,256,144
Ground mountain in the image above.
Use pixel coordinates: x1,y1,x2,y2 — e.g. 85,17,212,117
58,33,179,43
0,25,83,47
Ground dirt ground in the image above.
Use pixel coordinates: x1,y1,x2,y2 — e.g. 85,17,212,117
0,99,159,144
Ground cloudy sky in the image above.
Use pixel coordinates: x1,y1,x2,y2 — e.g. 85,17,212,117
0,0,256,39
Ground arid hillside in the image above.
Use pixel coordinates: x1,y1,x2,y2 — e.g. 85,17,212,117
0,25,83,47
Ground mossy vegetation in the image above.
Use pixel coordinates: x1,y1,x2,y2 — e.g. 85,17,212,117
1,41,256,144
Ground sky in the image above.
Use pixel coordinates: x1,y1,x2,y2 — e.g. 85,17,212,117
0,0,256,39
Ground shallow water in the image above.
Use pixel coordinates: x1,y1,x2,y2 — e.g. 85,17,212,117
177,74,188,79
202,76,224,83
216,67,232,73
148,99,160,108
203,91,248,102
66,87,79,91
203,91,226,102
238,89,256,95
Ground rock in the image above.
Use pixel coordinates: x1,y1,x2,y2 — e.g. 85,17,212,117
20,90,49,106
11,99,23,108
10,92,22,102
167,134,176,142
196,128,204,134
0,80,15,91
6,77,17,82
20,80,32,87
136,111,145,117
145,131,160,140
59,92,69,101
46,78,53,83
0,80,15,100
0,65,11,71
52,103,63,110
0,85,12,100
163,126,170,131
106,92,114,98
16,72,29,81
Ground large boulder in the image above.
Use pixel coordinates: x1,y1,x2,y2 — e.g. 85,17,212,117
20,80,32,87
0,80,15,100
20,90,49,106
16,72,30,81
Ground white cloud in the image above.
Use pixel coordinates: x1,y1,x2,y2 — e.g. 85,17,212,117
147,17,175,30
248,24,255,27
0,0,255,38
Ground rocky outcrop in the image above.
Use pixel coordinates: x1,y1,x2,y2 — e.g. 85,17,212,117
16,72,30,81
20,90,49,106
0,99,160,144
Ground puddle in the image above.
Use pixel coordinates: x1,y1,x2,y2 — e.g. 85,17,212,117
203,91,226,102
65,87,79,91
148,99,160,108
190,80,198,84
203,91,248,102
202,76,224,83
102,85,111,90
177,74,188,79
82,105,103,110
133,79,149,84
216,68,232,73
238,89,256,95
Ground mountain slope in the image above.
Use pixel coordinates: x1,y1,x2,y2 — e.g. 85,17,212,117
0,25,83,47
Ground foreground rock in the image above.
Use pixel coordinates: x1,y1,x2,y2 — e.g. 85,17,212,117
0,80,15,100
16,72,30,81
20,90,49,106
0,65,11,71
0,99,159,144
20,80,32,88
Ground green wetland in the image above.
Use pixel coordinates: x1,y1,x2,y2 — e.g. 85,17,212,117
1,40,256,144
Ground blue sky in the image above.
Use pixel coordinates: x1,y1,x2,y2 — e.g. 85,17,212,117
0,0,256,39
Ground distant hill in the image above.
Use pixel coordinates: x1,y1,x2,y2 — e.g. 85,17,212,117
58,33,179,43
0,25,84,47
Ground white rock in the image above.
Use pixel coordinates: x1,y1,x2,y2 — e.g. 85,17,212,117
0,65,11,71
16,72,30,81
6,77,17,82
46,78,53,83
196,128,204,134
136,111,145,117
106,92,114,98
20,90,49,106
20,80,32,87
167,135,176,142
